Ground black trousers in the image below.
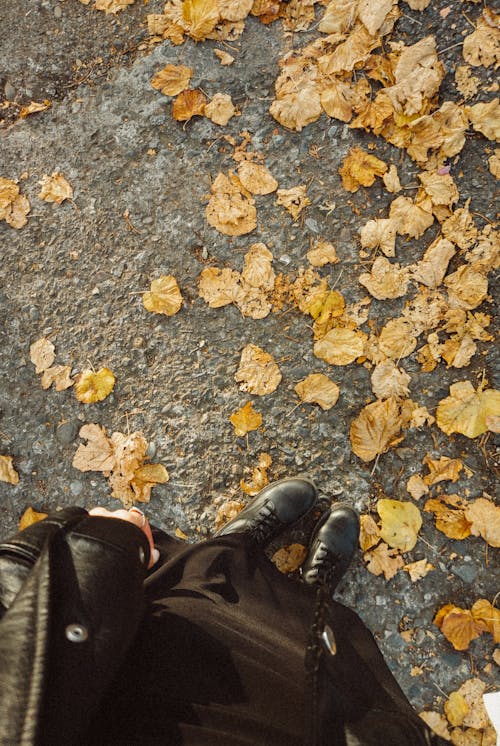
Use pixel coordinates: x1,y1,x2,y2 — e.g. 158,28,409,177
86,531,444,745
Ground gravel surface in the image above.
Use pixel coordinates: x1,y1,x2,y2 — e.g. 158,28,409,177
1,0,498,722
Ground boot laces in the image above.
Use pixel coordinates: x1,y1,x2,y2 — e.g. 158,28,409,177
248,503,277,544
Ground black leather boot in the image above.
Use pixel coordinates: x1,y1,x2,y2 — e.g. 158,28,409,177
302,504,360,595
216,477,317,546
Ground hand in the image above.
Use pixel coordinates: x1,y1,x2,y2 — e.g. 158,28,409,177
88,507,160,569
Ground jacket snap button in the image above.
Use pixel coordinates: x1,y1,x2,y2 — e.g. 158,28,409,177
65,623,88,643
138,547,145,564
321,624,337,655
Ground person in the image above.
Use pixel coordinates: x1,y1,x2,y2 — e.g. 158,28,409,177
0,477,447,745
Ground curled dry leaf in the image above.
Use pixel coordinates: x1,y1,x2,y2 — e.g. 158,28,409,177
377,498,422,552
445,265,488,311
403,559,434,582
0,177,30,228
465,497,500,548
30,338,55,374
181,0,219,39
434,602,499,652
463,10,500,68
237,161,278,195
269,62,322,132
410,237,455,289
314,328,366,366
419,171,459,209
419,712,450,741
38,172,73,205
206,172,257,236
424,494,472,540
143,275,183,316
198,267,241,307
214,49,235,65
214,500,245,531
423,455,464,485
389,195,434,239
444,691,469,728
241,452,272,495
307,240,338,267
406,475,429,501
370,360,411,400
172,89,207,121
235,343,282,395
272,544,308,573
295,373,340,410
382,165,401,193
276,185,310,220
436,381,500,438
350,397,408,462
94,0,135,12
359,514,380,552
72,423,116,472
205,93,236,126
364,542,404,581
229,401,263,436
18,100,51,118
19,506,48,531
74,367,116,403
0,455,19,485
40,365,74,391
441,202,478,250
360,218,397,258
339,147,387,192
359,256,409,300
151,64,193,96
466,99,500,141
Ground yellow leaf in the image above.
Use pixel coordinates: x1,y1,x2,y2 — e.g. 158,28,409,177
389,195,434,239
276,185,310,220
269,62,322,132
272,543,307,573
151,64,192,96
18,100,51,118
444,692,469,728
455,678,491,730
382,165,401,193
444,265,488,311
241,452,272,495
175,527,189,540
436,381,500,438
214,499,245,531
419,712,450,741
364,542,404,580
422,455,463,486
205,93,236,126
29,337,55,374
339,147,387,192
377,498,422,552
378,317,417,360
134,463,169,484
40,365,74,391
237,161,278,195
38,172,73,205
235,344,282,395
0,177,30,228
307,240,338,267
471,599,500,644
143,275,183,316
214,49,235,65
466,99,500,142
230,401,263,436
314,328,366,366
19,506,48,531
359,256,409,300
434,605,484,651
424,494,472,540
403,558,434,582
0,455,19,485
295,373,340,411
74,368,116,403
465,498,500,548
94,0,135,12
350,397,406,462
182,0,219,40
359,514,381,552
172,89,207,121
205,171,257,236
410,236,456,289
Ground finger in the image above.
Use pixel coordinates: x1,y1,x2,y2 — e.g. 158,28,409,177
89,507,158,568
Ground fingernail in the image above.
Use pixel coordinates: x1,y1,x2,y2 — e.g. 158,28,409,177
152,548,160,565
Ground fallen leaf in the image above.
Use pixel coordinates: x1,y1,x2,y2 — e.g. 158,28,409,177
454,65,480,100
463,12,500,68
72,423,116,472
471,599,500,644
359,514,381,552
38,172,73,204
314,328,366,366
30,338,55,374
18,100,51,118
424,494,472,540
403,558,434,582
295,373,340,410
214,499,245,531
74,367,116,403
230,401,263,436
370,360,411,400
434,605,484,651
377,498,422,552
488,149,500,179
364,542,404,580
307,240,338,266
441,202,478,250
386,36,444,117
466,99,500,141
206,171,257,236
132,463,170,503
240,243,275,291
198,266,242,307
359,218,397,257
389,195,434,239
382,164,401,193
205,93,236,125
214,49,235,65
241,451,272,495
151,64,193,96
94,0,135,12
143,275,183,316
182,0,219,39
0,177,30,228
465,497,500,548
276,185,310,219
270,62,322,131
237,161,278,195
419,712,450,741
350,397,407,462
339,147,387,192
436,381,500,438
40,365,74,391
422,455,463,485
359,256,409,300
378,317,417,360
445,692,469,728
445,265,488,311
410,236,456,289
235,343,282,395
455,678,492,730
272,543,307,573
0,455,19,485
18,506,48,530
406,475,429,500
175,527,189,540
172,89,207,121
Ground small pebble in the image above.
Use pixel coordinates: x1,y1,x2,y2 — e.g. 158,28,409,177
56,421,78,445
4,81,15,100
54,5,62,18
70,481,83,497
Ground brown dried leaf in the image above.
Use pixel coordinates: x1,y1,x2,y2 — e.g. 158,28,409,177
364,542,404,580
436,381,500,438
371,360,411,400
72,424,116,472
38,172,73,204
424,494,472,540
488,149,500,178
241,452,272,495
0,177,30,228
406,475,429,500
423,455,463,486
172,89,207,121
359,218,398,258
272,543,307,573
151,64,193,96
350,397,407,462
359,514,381,552
237,161,278,195
74,368,116,403
435,605,484,651
307,239,338,267
40,365,74,391
389,195,434,239
382,164,401,193
19,506,48,531
205,93,236,126
198,267,242,307
214,49,235,65
182,0,219,39
18,100,51,118
0,455,19,485
214,500,245,531
143,275,183,316
411,236,456,289
463,14,500,69
276,185,310,220
471,600,500,644
314,328,366,366
94,0,135,12
403,558,434,582
359,256,409,300
465,498,500,548
30,338,55,374
235,343,282,395
339,147,387,192
295,373,340,410
441,202,478,250
206,172,257,236
240,243,275,290
270,62,322,131
419,712,450,741
466,99,500,141
455,65,480,100
378,317,417,360
229,401,263,436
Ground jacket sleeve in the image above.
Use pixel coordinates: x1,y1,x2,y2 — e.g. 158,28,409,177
0,508,151,746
